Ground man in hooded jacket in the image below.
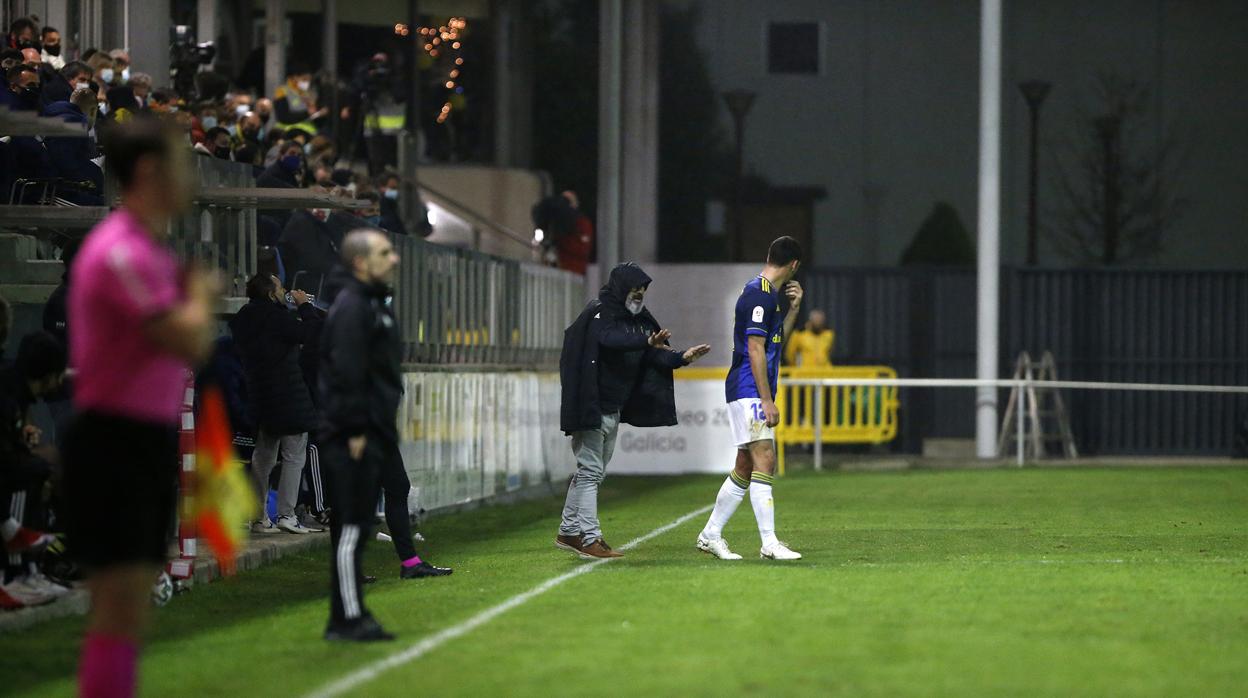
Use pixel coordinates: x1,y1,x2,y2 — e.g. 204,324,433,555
557,263,710,558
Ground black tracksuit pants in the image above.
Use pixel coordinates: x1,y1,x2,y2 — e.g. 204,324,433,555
324,431,415,625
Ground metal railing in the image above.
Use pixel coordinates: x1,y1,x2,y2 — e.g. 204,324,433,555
388,231,584,368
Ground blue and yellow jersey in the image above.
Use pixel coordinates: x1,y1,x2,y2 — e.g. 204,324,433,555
725,275,784,402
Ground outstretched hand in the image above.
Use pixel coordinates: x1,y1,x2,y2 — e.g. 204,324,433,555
682,344,711,364
648,329,672,347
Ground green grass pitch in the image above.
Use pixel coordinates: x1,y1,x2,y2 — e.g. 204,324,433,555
3,467,1247,696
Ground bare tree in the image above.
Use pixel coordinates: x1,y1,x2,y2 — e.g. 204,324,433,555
1046,74,1187,265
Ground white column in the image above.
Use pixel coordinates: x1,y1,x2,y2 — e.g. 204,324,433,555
975,0,1002,459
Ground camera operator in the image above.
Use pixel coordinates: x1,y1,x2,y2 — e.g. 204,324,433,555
169,25,215,101
344,53,404,176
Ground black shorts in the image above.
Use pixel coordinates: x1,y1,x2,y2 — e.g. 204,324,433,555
62,411,179,569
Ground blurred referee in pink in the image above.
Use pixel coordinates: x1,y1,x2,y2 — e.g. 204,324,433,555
64,117,216,698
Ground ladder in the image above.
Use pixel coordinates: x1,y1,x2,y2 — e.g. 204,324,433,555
997,351,1079,463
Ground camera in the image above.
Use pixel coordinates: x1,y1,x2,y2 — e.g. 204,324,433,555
169,25,216,99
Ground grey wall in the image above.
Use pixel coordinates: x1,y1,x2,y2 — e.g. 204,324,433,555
683,0,1248,269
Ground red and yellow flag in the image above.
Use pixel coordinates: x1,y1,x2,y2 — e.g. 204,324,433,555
191,385,257,575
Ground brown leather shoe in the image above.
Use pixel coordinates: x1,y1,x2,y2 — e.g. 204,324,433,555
555,534,583,553
580,539,624,559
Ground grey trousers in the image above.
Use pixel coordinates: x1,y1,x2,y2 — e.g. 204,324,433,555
559,412,620,545
251,429,308,519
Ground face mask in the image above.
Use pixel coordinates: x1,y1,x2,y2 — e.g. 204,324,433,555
296,80,311,91
383,188,399,200
120,68,130,83
364,215,382,227
44,44,61,57
303,142,313,154
201,116,218,129
73,80,89,91
98,101,109,115
17,39,36,50
225,124,237,137
625,298,644,315
168,105,179,113
280,154,302,173
235,104,249,117
99,68,114,84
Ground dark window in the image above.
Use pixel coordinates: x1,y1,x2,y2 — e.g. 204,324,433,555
767,22,820,75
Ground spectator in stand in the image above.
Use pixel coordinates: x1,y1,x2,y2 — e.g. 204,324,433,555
355,190,385,231
255,97,274,133
2,63,41,111
105,83,140,122
262,127,286,166
0,331,70,607
146,88,178,115
557,190,594,275
20,46,40,66
197,126,232,160
40,27,64,70
42,86,104,202
6,17,37,51
41,60,90,106
229,274,324,535
273,65,324,138
128,72,151,108
376,172,405,235
85,52,114,92
235,110,263,151
258,140,303,189
308,134,336,167
63,117,216,697
108,49,130,84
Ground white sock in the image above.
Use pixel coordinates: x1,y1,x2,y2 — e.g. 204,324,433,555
749,475,779,548
0,518,18,541
701,473,749,540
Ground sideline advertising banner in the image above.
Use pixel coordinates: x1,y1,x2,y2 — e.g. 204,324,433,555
611,378,738,475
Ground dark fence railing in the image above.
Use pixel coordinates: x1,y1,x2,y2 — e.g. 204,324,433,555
802,267,1248,456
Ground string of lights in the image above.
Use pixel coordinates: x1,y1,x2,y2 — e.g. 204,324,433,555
394,17,469,124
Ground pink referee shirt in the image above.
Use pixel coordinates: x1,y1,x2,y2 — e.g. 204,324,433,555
69,208,189,425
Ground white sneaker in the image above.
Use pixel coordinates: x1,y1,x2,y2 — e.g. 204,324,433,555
276,515,311,534
24,571,71,598
696,535,743,560
251,518,281,535
2,577,56,606
760,541,803,560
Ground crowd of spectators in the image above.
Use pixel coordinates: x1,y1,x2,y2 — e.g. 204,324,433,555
2,15,421,247
0,15,437,611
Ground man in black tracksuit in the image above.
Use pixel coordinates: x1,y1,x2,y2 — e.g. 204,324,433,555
557,263,711,558
319,230,448,643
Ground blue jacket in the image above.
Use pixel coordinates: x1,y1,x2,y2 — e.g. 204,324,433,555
41,101,103,192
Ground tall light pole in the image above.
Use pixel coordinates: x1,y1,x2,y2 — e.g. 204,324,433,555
722,88,755,262
1018,79,1051,266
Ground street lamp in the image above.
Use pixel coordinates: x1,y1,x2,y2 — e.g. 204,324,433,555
722,88,755,261
1018,79,1051,266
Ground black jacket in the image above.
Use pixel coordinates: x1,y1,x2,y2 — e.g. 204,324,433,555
560,263,687,435
228,298,322,436
319,269,403,442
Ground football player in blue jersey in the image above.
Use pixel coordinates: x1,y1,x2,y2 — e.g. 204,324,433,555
697,236,805,560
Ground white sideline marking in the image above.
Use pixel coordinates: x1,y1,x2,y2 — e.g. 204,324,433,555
306,504,714,698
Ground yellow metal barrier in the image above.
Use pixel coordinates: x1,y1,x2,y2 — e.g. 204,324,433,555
674,365,901,474
775,366,900,472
